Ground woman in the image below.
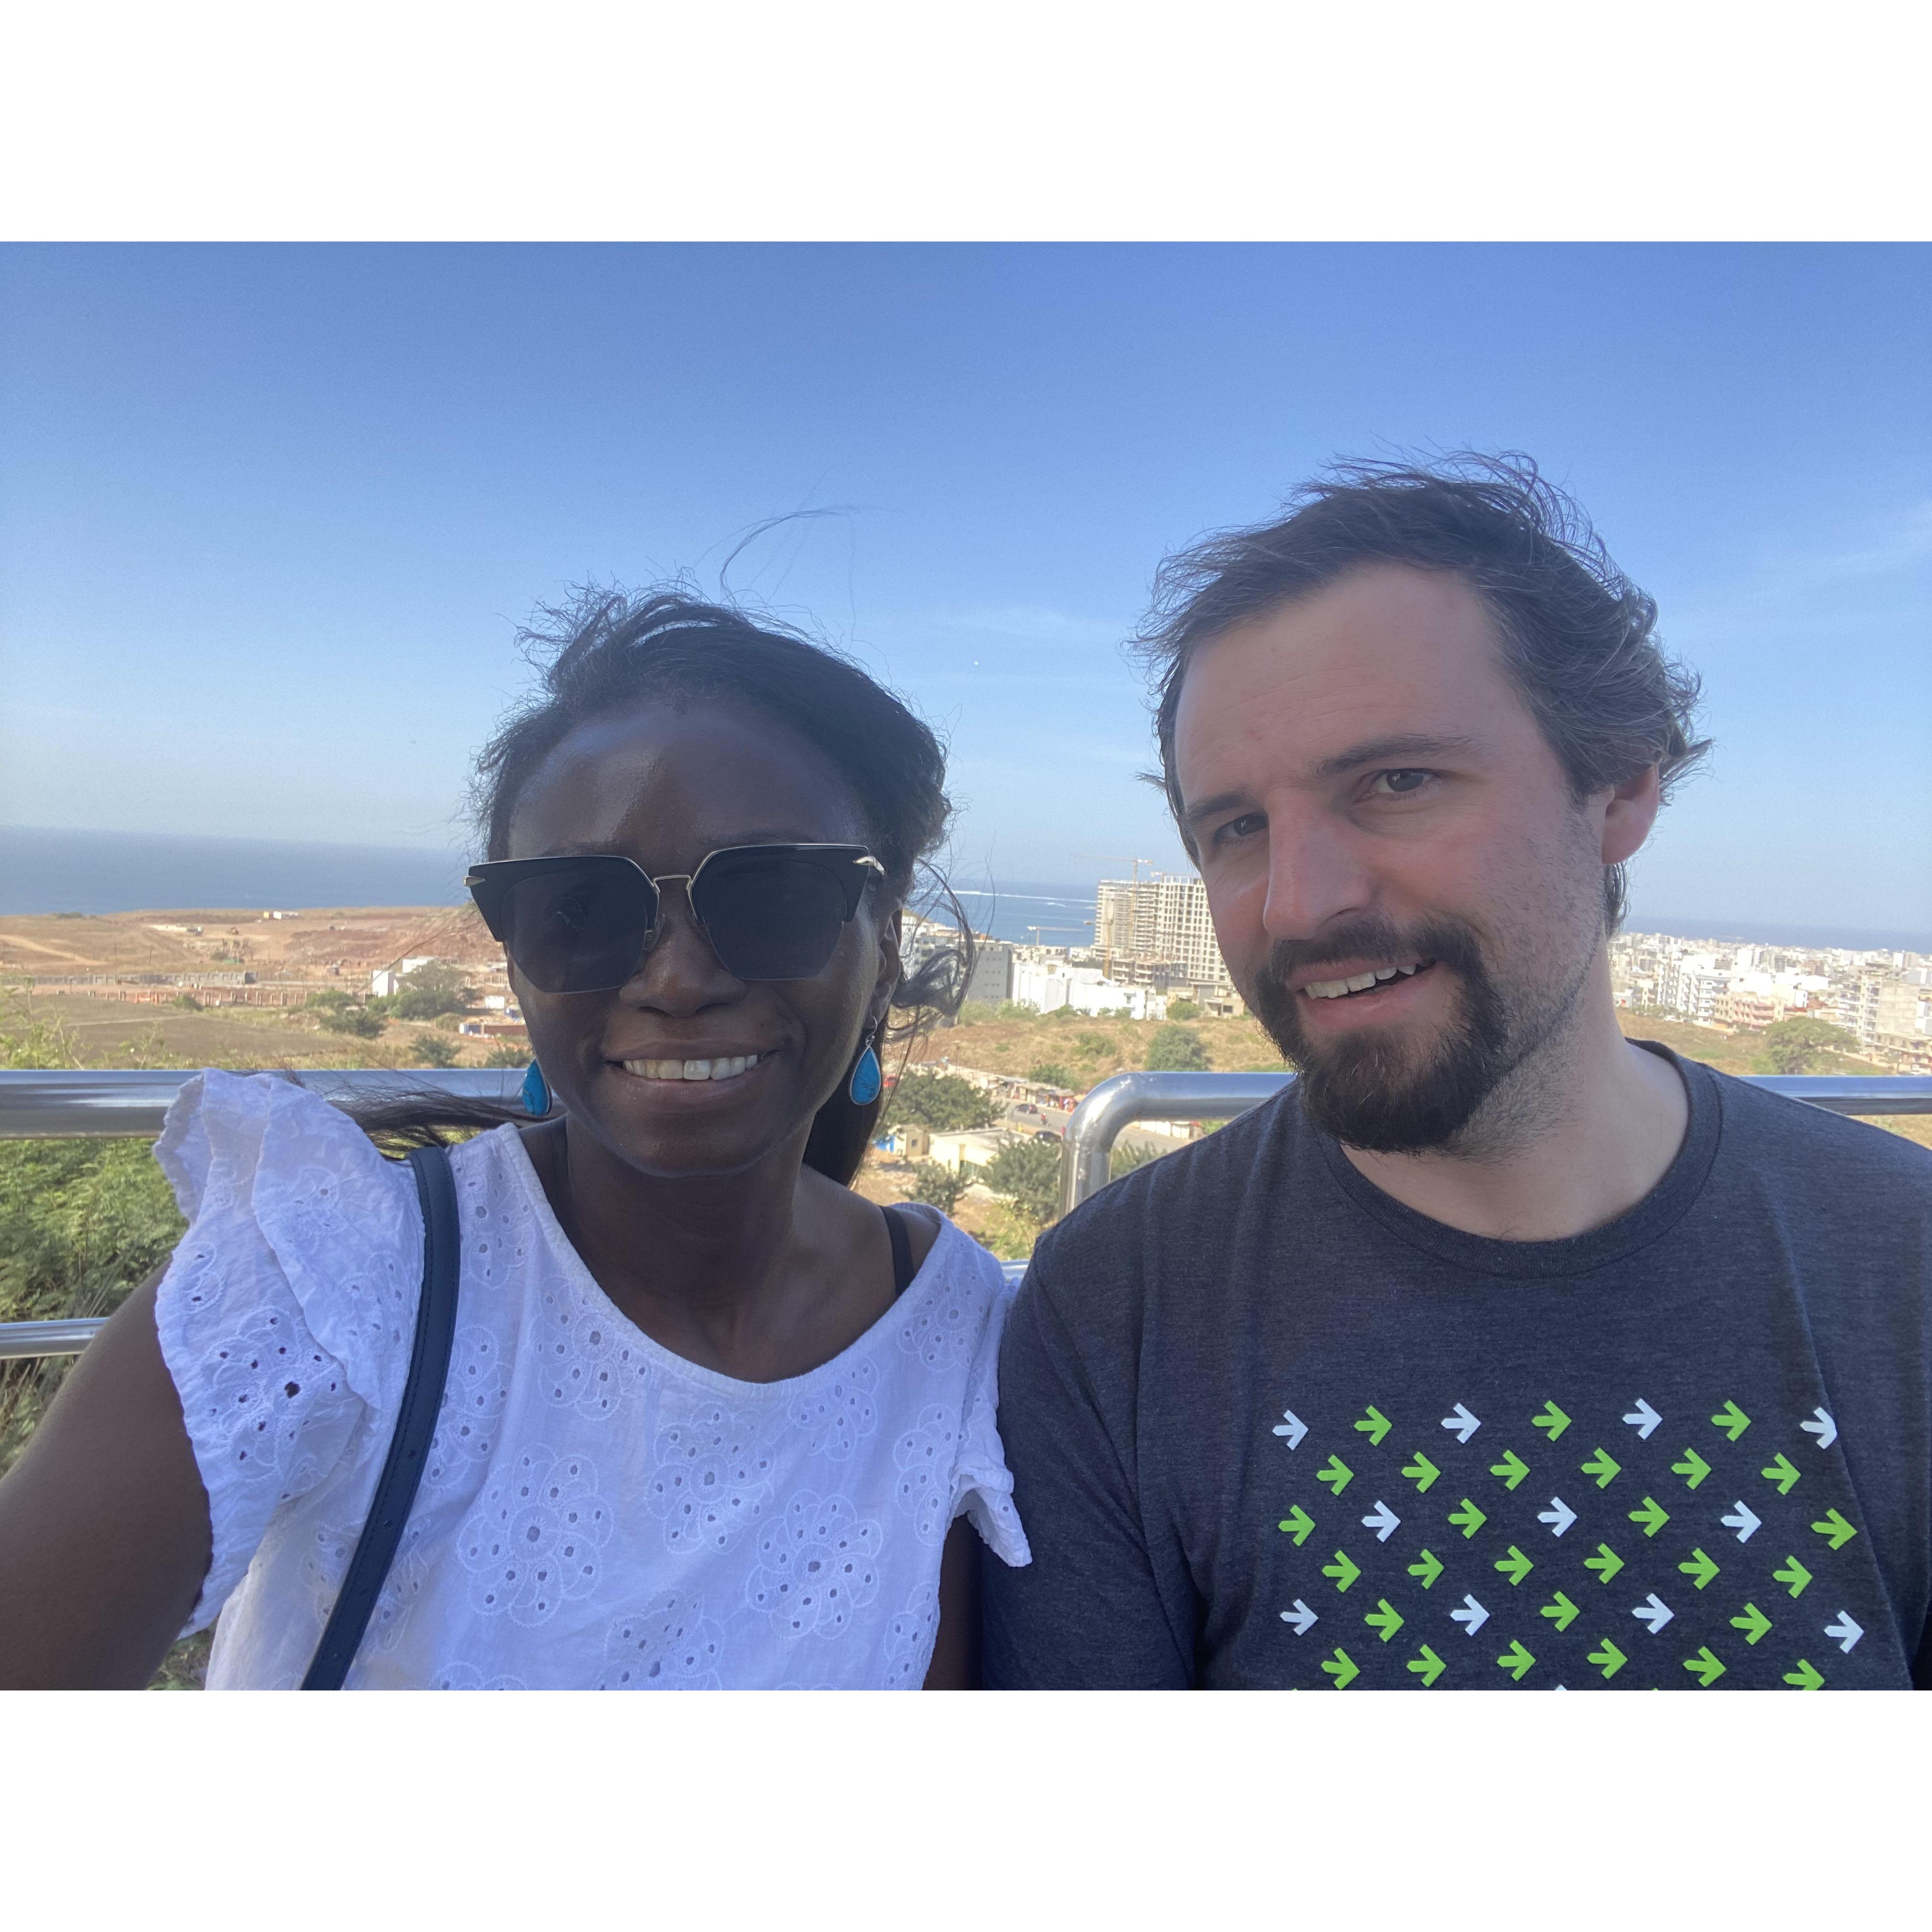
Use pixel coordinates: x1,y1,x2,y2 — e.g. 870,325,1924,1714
0,590,1029,1688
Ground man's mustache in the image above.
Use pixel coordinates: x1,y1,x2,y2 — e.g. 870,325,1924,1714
1254,916,1476,989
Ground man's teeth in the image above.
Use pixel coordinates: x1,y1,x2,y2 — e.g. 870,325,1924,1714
1303,963,1426,1000
621,1054,761,1081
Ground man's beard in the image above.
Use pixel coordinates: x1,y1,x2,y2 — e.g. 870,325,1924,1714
1247,915,1525,1154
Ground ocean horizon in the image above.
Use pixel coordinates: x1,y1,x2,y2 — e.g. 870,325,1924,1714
3,826,1925,957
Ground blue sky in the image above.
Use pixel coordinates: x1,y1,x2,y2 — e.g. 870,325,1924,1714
1,243,1927,934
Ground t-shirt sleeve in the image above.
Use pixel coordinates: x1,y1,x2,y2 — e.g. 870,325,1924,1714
948,1243,1032,1569
979,1254,1193,1689
151,1070,421,1634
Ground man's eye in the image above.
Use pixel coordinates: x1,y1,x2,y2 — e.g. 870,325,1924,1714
1373,769,1432,796
1210,813,1266,847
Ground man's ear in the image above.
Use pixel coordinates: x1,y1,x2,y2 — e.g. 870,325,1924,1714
1600,764,1662,867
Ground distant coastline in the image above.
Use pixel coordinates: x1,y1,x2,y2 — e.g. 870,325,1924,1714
3,827,1925,956
1,825,471,917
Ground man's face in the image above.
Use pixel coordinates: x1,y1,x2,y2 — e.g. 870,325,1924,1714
1173,563,1629,1152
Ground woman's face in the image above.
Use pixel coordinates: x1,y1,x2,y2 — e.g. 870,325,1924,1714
504,701,898,1179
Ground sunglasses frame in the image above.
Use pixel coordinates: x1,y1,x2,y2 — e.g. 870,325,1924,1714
464,842,886,991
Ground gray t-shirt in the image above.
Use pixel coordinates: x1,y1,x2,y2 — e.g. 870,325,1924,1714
984,1048,1932,1690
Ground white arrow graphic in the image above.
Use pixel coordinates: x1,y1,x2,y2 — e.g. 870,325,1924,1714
1360,1499,1401,1542
1272,1409,1309,1452
1800,1407,1838,1450
1278,1599,1319,1636
1622,1398,1662,1439
1440,1403,1481,1444
1721,1499,1762,1543
1824,1610,1863,1655
1449,1594,1490,1637
1632,1593,1674,1635
1538,1495,1578,1538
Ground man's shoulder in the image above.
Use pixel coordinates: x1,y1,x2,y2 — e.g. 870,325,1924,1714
1699,1059,1932,1199
1026,1088,1309,1298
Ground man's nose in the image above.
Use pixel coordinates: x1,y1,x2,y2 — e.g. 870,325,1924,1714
1260,810,1375,944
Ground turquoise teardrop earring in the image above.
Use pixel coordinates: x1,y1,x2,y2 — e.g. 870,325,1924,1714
521,1059,552,1117
847,1029,883,1106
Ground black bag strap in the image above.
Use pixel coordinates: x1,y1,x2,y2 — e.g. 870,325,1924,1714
300,1143,462,1690
882,1203,916,1298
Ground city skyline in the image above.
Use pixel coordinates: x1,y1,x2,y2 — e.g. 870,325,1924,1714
3,245,1928,937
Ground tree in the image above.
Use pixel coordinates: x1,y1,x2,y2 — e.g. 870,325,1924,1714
390,962,476,1021
1109,1139,1163,1181
1146,1023,1210,1072
319,1002,386,1038
908,1160,971,1215
1027,1061,1074,1089
483,1040,532,1067
1166,998,1202,1020
413,1030,460,1067
981,1137,1063,1225
882,1070,1000,1133
1756,1016,1861,1075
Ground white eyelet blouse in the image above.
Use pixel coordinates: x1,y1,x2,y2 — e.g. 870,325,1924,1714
151,1070,1030,1689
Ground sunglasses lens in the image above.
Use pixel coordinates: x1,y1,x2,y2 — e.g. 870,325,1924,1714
494,862,657,992
696,853,853,979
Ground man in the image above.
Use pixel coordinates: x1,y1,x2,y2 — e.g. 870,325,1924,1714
983,456,1932,1690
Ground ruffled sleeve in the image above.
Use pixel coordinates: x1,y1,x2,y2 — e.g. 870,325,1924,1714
946,1232,1033,1569
151,1070,423,1632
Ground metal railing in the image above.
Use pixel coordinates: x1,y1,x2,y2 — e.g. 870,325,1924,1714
4,1067,1930,1359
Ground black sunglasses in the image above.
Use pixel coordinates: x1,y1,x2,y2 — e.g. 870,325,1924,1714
465,843,885,993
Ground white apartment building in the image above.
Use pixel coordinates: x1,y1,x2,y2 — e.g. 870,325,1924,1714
1012,959,1167,1021
1093,872,1232,989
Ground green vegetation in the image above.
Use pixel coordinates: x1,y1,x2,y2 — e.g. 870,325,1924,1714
908,1159,972,1215
483,1040,531,1067
388,962,476,1022
1165,998,1202,1020
1026,1061,1074,1089
979,1137,1062,1225
412,1030,460,1068
1753,1016,1863,1075
882,1070,1000,1134
1146,1023,1211,1072
1109,1139,1164,1180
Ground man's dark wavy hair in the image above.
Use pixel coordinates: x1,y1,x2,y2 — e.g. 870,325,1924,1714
1135,453,1712,932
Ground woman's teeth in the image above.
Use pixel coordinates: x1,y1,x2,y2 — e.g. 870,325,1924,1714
1303,962,1428,1000
621,1054,761,1081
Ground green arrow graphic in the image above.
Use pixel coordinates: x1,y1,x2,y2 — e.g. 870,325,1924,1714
1679,1547,1720,1590
1531,1400,1571,1442
1671,1448,1712,1490
1407,1548,1445,1590
1729,1601,1773,1645
1321,1647,1359,1689
1448,1497,1487,1539
1317,1454,1355,1497
1782,1657,1824,1690
1581,1446,1622,1489
1540,1590,1580,1632
1406,1644,1445,1687
1628,1495,1671,1537
1494,1544,1534,1587
1353,1405,1392,1447
1810,1508,1857,1551
1322,1548,1361,1593
1584,1542,1624,1584
1489,1449,1530,1490
1760,1453,1801,1496
1772,1555,1813,1598
1364,1598,1405,1643
1277,1504,1316,1546
1711,1400,1751,1443
1402,1451,1441,1494
1496,1639,1536,1682
1683,1646,1726,1687
1587,1637,1627,1680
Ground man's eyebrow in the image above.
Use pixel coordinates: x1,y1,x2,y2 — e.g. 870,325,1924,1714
1311,733,1479,781
1180,789,1253,831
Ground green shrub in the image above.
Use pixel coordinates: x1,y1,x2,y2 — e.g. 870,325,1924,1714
1166,998,1202,1020
882,1071,1000,1133
1146,1023,1211,1072
413,1030,460,1068
390,962,476,1022
1027,1062,1074,1089
980,1137,1062,1225
908,1160,971,1215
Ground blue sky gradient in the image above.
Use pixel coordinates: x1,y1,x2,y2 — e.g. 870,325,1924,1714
2,244,1926,932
